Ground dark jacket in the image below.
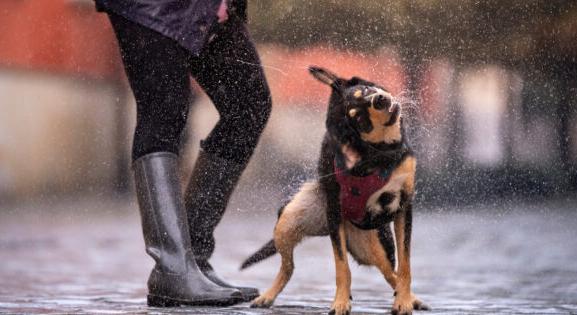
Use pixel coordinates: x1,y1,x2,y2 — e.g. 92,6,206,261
95,0,247,56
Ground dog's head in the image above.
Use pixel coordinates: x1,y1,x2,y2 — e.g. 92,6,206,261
309,66,402,144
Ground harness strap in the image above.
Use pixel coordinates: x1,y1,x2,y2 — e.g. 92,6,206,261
334,159,390,224
333,143,408,224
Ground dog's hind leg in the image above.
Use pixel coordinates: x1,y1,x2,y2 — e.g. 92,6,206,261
251,182,328,308
250,214,302,308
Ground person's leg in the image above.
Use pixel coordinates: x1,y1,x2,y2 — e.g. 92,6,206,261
190,24,272,166
183,16,272,299
108,13,242,306
110,14,191,160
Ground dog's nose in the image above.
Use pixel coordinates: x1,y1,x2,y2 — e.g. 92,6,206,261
368,93,392,111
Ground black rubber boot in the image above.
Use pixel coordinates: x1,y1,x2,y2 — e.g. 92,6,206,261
184,150,260,302
133,152,243,307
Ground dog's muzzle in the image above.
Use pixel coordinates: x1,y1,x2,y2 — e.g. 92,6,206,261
364,89,395,112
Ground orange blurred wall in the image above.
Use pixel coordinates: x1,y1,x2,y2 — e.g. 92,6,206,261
0,1,406,100
258,45,406,108
0,0,121,80
0,1,408,199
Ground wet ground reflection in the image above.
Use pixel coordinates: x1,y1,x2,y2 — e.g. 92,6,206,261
1,197,576,314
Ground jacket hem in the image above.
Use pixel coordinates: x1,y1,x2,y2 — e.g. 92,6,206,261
96,3,215,56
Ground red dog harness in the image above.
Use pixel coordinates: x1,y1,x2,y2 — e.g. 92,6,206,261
334,158,392,224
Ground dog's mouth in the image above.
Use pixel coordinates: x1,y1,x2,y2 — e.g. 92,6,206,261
364,89,394,111
365,91,400,123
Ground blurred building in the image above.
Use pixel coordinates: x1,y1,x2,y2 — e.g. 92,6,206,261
0,0,128,200
0,0,575,204
0,0,408,202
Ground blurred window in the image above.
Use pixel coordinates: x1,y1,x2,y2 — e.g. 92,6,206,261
458,67,508,166
511,75,560,166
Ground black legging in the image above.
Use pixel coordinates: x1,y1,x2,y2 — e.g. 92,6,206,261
109,13,272,164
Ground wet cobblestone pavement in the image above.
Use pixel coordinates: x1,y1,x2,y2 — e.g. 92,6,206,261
1,196,577,314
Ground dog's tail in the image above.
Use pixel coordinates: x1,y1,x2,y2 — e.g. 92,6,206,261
240,239,277,270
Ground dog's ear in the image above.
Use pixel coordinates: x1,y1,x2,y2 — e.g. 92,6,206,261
308,66,340,87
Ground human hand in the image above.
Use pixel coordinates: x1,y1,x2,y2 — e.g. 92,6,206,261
217,0,228,23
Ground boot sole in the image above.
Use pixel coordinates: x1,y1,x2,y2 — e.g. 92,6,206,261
241,292,260,302
147,294,243,307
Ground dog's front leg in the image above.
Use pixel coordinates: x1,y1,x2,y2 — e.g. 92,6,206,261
329,223,351,315
319,143,350,315
323,175,350,315
392,203,413,315
391,199,427,314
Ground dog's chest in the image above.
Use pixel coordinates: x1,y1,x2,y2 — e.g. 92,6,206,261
334,147,402,226
334,166,392,223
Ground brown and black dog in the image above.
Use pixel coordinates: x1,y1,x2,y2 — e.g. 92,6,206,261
241,67,428,315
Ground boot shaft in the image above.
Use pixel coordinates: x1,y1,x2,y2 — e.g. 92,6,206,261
184,150,247,260
133,152,192,274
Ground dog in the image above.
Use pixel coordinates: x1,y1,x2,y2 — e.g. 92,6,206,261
241,67,428,315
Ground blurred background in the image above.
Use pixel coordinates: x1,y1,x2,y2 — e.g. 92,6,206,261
1,0,576,204
1,1,576,314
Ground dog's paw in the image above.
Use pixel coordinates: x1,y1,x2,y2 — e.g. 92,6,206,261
329,299,351,315
391,293,429,314
410,293,430,311
250,294,274,308
391,294,414,315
